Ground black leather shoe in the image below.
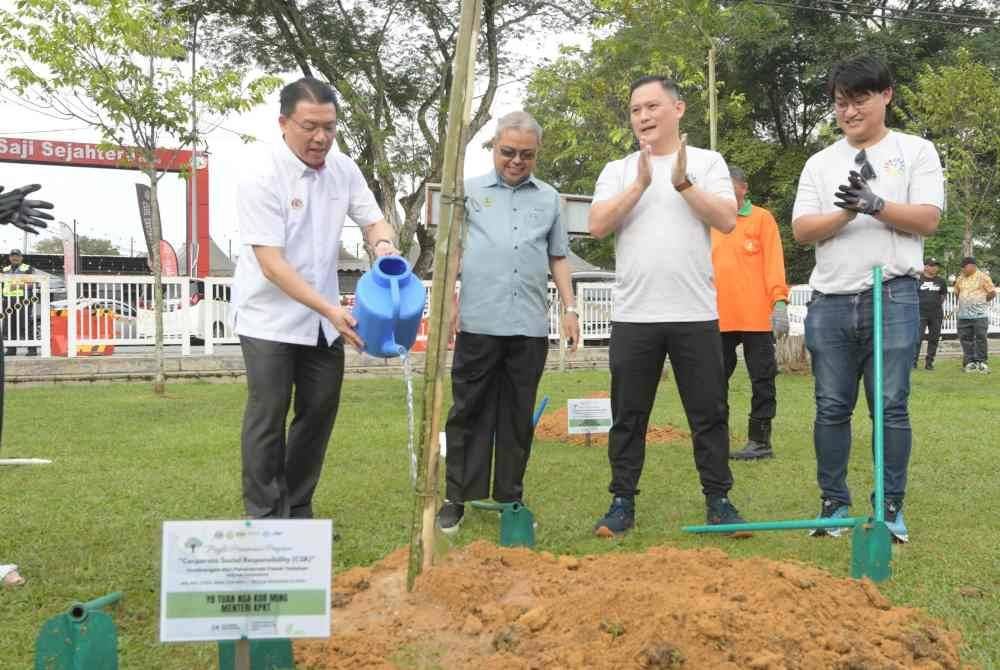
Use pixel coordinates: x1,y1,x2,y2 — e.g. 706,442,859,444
730,440,774,460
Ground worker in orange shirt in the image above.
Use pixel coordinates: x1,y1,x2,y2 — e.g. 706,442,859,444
712,166,789,460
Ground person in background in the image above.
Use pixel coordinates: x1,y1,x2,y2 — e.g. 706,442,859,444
712,166,789,461
436,111,579,535
954,256,995,373
915,258,948,370
2,249,38,357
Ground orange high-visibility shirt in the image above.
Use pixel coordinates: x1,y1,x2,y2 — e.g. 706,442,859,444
711,204,789,333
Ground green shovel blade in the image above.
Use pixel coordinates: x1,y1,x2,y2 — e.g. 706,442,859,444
850,520,893,583
36,610,118,670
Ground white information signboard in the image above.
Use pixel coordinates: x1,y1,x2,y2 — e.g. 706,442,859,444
567,398,613,435
160,519,332,642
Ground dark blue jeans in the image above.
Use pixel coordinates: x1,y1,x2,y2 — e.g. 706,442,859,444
804,277,920,506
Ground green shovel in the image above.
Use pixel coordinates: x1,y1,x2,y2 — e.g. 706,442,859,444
850,265,893,582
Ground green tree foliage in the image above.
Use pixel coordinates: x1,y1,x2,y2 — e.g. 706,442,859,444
902,49,1000,271
189,0,592,275
0,0,279,392
34,235,120,256
526,0,998,282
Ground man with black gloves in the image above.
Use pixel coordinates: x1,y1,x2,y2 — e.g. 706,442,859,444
915,258,948,370
792,55,943,544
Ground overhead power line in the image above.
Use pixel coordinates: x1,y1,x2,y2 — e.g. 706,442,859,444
752,0,1000,29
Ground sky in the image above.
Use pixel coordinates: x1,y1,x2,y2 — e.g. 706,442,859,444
0,29,588,265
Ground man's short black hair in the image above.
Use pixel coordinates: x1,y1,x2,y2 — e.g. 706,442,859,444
629,76,682,101
827,55,894,99
280,77,339,117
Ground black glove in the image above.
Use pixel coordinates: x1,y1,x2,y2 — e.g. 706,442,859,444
0,184,53,233
0,185,27,222
834,170,885,216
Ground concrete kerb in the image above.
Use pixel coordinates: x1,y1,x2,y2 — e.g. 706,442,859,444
4,347,612,385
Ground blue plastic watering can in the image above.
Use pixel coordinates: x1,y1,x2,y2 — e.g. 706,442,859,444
353,256,427,357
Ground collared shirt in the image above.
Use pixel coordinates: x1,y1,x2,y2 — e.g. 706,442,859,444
793,130,944,294
459,170,569,337
955,270,996,320
232,141,383,345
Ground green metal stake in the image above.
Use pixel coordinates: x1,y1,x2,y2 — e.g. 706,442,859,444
850,266,893,582
35,592,122,670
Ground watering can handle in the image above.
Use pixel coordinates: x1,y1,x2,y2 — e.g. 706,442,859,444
390,277,400,321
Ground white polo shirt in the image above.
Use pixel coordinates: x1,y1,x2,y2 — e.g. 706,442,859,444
232,141,384,345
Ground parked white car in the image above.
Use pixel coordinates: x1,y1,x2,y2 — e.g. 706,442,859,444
135,294,230,343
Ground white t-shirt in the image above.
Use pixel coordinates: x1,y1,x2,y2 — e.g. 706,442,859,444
232,142,384,345
593,146,735,322
792,130,944,294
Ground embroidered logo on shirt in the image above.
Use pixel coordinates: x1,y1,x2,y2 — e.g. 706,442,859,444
291,197,304,210
482,196,495,208
882,157,905,177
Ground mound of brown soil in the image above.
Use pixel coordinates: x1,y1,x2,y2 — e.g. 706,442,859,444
534,393,689,447
296,541,963,669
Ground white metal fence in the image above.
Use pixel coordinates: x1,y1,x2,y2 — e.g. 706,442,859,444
6,275,998,358
787,285,997,336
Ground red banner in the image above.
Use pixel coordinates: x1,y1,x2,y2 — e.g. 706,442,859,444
0,136,197,171
160,240,179,276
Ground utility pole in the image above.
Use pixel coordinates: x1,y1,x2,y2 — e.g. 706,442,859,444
189,12,200,279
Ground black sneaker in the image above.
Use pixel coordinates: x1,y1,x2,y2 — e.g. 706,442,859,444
435,501,464,535
594,496,635,538
706,496,747,525
925,361,934,371
730,440,774,461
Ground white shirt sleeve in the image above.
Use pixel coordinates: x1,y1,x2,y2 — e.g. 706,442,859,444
699,152,736,201
238,171,286,247
792,159,823,221
907,140,945,210
592,160,624,204
347,159,385,227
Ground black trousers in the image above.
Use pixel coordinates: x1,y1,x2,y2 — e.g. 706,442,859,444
445,332,548,503
607,321,733,498
916,313,943,364
721,331,777,422
239,330,345,519
957,317,988,365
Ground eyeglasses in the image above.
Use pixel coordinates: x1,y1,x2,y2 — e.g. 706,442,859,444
834,93,874,113
855,149,877,181
286,116,336,137
497,146,537,161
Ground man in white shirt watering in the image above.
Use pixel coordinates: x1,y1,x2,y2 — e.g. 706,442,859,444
232,77,399,519
792,55,944,543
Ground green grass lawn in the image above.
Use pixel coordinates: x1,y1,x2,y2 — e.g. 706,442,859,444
0,362,997,669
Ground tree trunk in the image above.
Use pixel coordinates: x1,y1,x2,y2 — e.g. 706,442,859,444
148,174,167,395
776,335,810,373
962,214,974,257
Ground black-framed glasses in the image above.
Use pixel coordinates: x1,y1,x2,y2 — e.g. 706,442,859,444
497,146,537,161
855,149,876,181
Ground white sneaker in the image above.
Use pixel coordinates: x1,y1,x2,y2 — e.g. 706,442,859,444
979,362,990,374
964,362,978,373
